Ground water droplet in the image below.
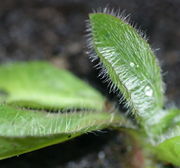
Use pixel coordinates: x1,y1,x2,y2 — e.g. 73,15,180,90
144,86,153,96
130,62,135,67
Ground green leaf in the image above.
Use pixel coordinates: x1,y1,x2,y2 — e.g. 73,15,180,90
151,109,180,166
88,13,164,121
146,109,180,135
0,104,125,159
0,61,104,111
0,61,131,159
153,134,180,166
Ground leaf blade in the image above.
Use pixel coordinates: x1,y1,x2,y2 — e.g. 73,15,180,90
0,61,105,111
0,104,126,159
151,109,180,166
88,13,164,121
154,136,180,166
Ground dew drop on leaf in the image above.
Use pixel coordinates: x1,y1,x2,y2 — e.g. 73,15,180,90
130,62,135,67
144,86,153,96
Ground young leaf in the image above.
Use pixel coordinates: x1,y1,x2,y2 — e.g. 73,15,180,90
0,61,132,159
87,12,164,121
151,109,180,166
153,127,180,166
145,109,180,135
0,104,125,159
0,61,104,111
154,136,180,166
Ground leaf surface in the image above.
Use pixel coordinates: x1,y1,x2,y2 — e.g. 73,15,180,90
154,135,180,166
0,61,104,111
152,109,180,166
88,13,164,121
0,104,124,159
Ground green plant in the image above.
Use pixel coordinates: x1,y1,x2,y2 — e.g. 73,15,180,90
0,9,179,167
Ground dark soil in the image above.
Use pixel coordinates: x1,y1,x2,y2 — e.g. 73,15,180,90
0,0,179,167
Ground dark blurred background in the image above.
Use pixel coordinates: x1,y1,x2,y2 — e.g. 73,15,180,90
0,0,179,167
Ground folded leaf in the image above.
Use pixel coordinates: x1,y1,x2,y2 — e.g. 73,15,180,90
0,61,104,111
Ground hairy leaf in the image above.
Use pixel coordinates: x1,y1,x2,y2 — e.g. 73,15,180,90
146,109,180,135
87,12,164,121
0,61,104,111
0,104,125,159
0,61,131,159
151,109,180,166
153,130,180,166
